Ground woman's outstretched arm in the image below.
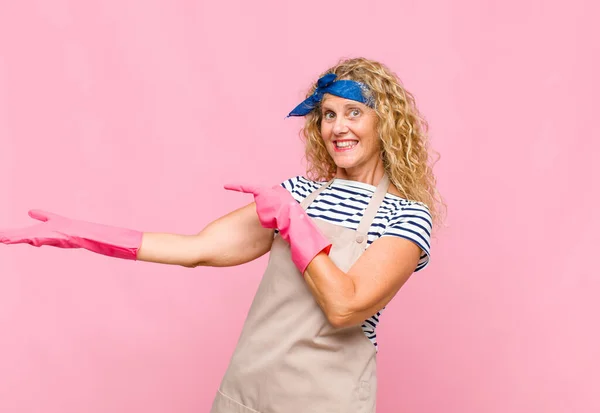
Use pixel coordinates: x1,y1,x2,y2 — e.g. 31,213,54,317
0,203,274,268
138,202,274,268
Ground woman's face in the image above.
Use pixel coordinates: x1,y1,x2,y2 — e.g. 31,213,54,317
320,94,381,175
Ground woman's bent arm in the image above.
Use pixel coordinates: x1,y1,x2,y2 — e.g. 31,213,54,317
137,203,274,268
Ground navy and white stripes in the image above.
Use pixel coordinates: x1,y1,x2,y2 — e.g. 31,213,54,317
280,175,433,349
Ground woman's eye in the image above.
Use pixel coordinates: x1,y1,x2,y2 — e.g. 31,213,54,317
324,111,335,120
350,109,361,117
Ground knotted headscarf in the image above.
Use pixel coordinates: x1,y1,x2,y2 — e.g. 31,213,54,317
287,73,374,117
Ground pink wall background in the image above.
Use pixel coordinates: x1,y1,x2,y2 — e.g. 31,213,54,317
1,0,598,412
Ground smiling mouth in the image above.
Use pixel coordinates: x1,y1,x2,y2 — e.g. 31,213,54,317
334,140,358,150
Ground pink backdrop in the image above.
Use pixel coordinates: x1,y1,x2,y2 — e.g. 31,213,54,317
1,1,598,412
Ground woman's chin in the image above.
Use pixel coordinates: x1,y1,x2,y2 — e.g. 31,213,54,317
330,152,362,169
332,160,360,171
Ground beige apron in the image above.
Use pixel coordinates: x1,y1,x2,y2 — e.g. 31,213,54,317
211,174,390,413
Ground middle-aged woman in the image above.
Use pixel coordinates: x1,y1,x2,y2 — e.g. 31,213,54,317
0,57,444,412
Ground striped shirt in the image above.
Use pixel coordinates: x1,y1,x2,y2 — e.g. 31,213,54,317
280,176,433,350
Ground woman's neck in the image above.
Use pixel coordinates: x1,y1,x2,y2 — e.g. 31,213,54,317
334,160,386,186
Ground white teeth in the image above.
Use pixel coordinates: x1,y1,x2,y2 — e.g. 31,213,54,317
336,141,358,148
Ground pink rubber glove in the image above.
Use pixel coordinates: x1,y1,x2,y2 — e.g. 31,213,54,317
0,210,142,260
224,183,332,274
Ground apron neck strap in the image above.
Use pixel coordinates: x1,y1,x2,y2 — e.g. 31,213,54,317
300,179,334,210
300,174,391,235
357,173,390,235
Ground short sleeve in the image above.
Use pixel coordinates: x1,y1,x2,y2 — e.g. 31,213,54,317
279,176,322,204
275,176,303,236
280,176,298,193
382,202,433,272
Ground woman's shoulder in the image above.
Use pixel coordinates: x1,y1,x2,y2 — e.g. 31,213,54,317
383,193,432,221
280,175,326,202
380,196,433,243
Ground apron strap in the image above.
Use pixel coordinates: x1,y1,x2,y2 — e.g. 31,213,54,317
300,179,334,210
356,173,390,236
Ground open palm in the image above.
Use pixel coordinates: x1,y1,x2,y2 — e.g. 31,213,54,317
0,210,76,248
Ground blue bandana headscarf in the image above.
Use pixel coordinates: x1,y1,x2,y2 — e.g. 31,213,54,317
287,73,374,117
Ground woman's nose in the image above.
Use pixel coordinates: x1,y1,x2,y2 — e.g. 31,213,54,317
333,117,349,135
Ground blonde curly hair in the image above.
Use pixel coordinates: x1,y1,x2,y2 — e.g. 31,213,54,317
300,57,446,229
